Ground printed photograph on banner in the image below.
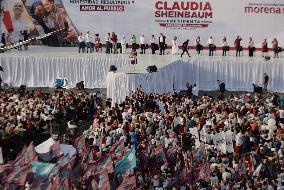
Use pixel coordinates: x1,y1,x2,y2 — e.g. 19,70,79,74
23,0,78,46
1,0,36,44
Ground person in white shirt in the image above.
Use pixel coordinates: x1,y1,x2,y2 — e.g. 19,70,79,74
78,33,85,53
85,31,93,53
150,35,156,54
159,33,166,55
171,36,179,55
140,34,146,54
207,35,215,56
121,35,127,54
222,36,228,56
192,84,199,98
105,33,111,54
248,37,255,57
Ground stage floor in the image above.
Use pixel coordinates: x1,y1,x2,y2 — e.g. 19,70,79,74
1,46,283,75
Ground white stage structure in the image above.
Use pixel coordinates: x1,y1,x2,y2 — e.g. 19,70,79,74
0,47,129,88
107,58,284,105
0,46,283,105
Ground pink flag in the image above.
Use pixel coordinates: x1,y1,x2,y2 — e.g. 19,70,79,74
166,146,177,163
59,177,69,189
193,162,210,182
30,177,50,190
74,135,87,159
192,144,206,164
12,142,37,167
4,164,32,186
96,170,111,190
59,156,76,180
84,156,113,178
152,145,167,166
117,175,136,190
49,141,60,161
109,139,125,160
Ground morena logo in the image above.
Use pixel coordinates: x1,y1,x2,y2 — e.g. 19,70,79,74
245,6,284,14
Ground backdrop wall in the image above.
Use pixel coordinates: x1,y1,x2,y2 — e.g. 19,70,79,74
1,0,284,47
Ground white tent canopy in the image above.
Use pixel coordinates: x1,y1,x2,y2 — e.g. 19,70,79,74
35,138,76,159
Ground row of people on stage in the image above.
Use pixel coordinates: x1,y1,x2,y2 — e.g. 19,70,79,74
77,32,282,58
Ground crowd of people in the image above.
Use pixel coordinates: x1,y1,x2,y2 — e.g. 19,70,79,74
1,86,284,189
76,32,282,58
0,89,101,163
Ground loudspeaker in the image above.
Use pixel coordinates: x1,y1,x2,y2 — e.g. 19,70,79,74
253,84,263,94
76,81,84,90
146,65,157,73
265,56,270,61
109,65,117,72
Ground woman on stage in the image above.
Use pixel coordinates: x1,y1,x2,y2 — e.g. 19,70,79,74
272,38,279,58
171,36,179,55
94,34,101,52
195,36,202,55
248,37,255,57
222,36,228,56
262,38,268,57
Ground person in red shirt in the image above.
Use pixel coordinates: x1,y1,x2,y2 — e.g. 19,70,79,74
234,35,242,57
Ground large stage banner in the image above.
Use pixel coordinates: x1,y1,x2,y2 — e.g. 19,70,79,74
1,0,284,47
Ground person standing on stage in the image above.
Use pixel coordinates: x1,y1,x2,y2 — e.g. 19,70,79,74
272,38,279,58
207,35,214,56
85,31,93,53
18,30,24,51
248,37,255,57
262,38,268,57
111,32,118,54
140,34,146,54
1,33,6,48
181,40,191,58
121,35,127,54
105,33,111,54
78,32,85,53
172,36,179,55
150,35,156,54
222,36,228,56
94,34,101,52
159,33,166,55
195,36,202,55
131,35,137,51
263,73,269,92
234,35,242,57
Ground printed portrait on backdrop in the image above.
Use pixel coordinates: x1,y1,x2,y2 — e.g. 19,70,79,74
1,0,36,43
26,0,78,46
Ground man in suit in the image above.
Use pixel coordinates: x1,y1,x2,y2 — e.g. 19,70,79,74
159,33,166,55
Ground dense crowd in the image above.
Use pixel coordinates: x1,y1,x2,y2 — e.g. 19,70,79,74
1,88,284,189
0,89,100,162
